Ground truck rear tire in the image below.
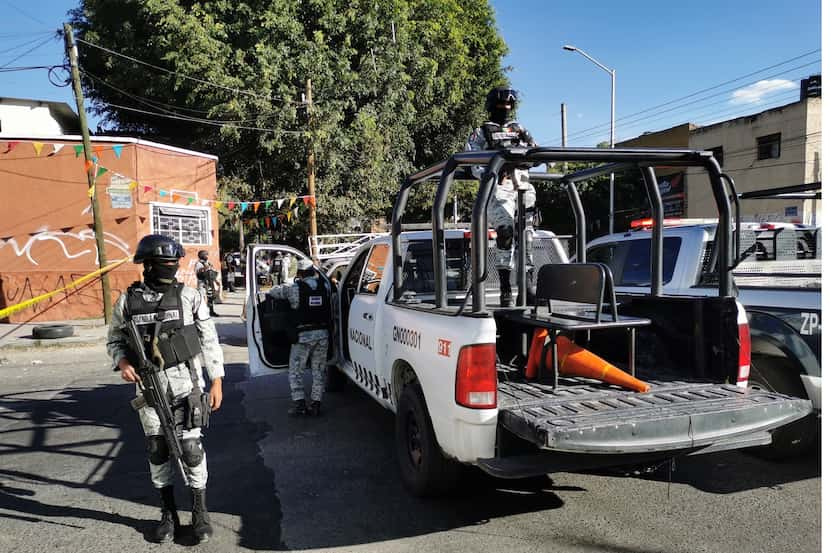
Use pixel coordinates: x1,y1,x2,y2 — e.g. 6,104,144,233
748,354,817,460
395,383,460,497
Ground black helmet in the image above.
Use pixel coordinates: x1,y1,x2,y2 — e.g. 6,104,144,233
485,86,518,114
198,250,209,261
133,234,185,264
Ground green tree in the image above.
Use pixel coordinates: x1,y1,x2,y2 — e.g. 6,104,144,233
69,0,507,236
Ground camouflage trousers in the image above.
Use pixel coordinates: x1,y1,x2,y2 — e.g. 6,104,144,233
289,334,329,402
139,403,208,489
488,199,534,270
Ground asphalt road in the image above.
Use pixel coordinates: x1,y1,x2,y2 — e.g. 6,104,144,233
0,294,820,552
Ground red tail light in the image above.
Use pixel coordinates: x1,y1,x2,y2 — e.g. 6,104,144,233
455,343,497,409
737,323,751,386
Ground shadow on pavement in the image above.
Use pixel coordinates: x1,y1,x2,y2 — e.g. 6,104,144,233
0,362,284,550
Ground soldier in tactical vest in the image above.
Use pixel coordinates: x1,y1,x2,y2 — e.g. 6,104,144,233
267,258,331,416
195,250,219,317
465,86,538,307
107,234,225,543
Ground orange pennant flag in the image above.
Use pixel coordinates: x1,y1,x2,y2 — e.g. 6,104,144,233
310,196,317,207
170,193,178,203
32,142,44,156
93,145,104,158
84,160,94,172
253,201,261,212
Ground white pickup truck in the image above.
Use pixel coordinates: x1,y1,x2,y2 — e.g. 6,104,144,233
586,219,821,457
246,147,812,496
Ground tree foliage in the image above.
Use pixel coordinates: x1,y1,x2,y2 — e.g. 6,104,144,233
69,0,507,235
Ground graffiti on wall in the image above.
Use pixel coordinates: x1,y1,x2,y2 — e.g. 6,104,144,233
0,229,131,266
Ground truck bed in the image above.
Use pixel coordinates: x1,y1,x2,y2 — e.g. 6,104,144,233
497,372,812,455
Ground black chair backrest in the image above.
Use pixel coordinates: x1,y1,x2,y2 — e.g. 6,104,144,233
535,263,617,322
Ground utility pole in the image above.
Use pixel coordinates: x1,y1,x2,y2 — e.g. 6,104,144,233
305,78,319,263
64,23,112,323
560,103,568,172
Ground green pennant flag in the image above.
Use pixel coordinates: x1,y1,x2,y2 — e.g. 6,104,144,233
265,200,273,208
96,166,108,178
73,145,84,157
187,197,194,204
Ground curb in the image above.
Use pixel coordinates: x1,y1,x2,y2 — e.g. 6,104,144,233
0,338,105,352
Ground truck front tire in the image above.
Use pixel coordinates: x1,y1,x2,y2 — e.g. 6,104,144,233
748,354,817,459
395,384,460,496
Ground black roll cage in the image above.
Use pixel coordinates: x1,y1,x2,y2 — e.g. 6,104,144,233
391,147,737,314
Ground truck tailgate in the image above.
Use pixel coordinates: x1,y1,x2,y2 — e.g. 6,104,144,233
498,378,812,454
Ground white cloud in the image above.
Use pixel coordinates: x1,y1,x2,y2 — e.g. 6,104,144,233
731,79,797,104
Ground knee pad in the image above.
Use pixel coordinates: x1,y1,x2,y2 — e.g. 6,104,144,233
146,436,170,465
181,438,205,467
495,226,514,250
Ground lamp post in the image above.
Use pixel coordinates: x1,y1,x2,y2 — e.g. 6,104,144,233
563,44,616,233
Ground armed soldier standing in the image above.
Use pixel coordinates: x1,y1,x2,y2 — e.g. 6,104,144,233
267,258,331,416
195,250,219,317
465,86,538,307
107,235,225,543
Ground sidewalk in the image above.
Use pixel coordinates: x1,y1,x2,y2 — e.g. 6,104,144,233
0,290,247,352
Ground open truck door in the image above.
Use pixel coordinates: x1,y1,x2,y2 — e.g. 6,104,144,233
245,244,335,378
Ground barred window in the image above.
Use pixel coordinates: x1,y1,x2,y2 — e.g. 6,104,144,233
757,133,781,161
151,204,211,245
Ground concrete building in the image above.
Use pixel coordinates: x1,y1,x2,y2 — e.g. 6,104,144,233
0,135,219,323
0,97,81,137
686,86,821,224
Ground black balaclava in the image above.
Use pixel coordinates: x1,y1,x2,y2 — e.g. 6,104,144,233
489,104,511,125
143,261,179,292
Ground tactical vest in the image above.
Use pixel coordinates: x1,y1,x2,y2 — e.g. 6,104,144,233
296,278,330,332
125,282,202,369
481,122,523,149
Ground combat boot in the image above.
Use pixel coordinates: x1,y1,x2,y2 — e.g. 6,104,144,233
307,400,321,417
190,487,213,543
498,269,514,307
155,485,180,543
288,399,307,416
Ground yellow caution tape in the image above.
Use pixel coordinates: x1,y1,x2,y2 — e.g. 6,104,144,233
0,257,130,320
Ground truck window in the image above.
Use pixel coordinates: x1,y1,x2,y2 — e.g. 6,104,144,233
401,239,466,295
587,237,682,286
359,244,389,295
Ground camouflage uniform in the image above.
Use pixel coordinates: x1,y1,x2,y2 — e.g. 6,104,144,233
268,278,329,402
465,122,537,270
194,260,217,312
107,285,225,489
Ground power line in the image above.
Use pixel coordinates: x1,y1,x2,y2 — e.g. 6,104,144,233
0,34,55,69
2,0,49,26
562,60,820,145
553,48,820,143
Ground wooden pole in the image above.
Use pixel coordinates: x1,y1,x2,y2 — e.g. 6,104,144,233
64,23,112,323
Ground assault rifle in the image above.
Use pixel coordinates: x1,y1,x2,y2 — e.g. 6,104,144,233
124,319,187,481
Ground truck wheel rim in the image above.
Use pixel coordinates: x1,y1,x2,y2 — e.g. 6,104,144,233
406,410,423,467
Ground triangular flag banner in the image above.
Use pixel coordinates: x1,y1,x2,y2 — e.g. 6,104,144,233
302,197,310,206
265,200,273,208
289,196,296,208
129,181,138,190
265,217,271,229
286,210,292,222
187,197,194,205
4,141,18,154
271,216,278,227
87,186,94,198
93,145,104,157
48,143,65,157
139,216,146,223
32,142,44,156
293,207,299,217
240,202,249,211
277,198,285,209
253,201,261,212
214,201,222,209
91,156,98,164
159,190,168,197
96,166,108,178
84,160,94,172
115,217,128,224
201,199,210,206
60,226,73,233
143,185,153,193
310,196,317,207
112,144,123,158
227,202,236,209
73,145,83,157
170,193,178,202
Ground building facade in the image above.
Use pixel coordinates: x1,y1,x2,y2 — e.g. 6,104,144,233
687,95,821,224
0,136,220,323
0,97,81,137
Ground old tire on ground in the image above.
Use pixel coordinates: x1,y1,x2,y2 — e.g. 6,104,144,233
32,324,74,340
395,383,460,497
325,364,347,392
748,354,817,460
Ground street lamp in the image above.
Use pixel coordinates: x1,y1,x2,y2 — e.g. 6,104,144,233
563,44,616,233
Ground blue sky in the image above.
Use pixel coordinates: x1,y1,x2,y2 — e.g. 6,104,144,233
0,1,822,146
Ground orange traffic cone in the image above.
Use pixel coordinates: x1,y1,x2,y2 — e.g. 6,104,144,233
524,328,548,379
540,335,650,393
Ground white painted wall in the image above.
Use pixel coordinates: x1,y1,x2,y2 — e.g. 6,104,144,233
0,102,66,137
